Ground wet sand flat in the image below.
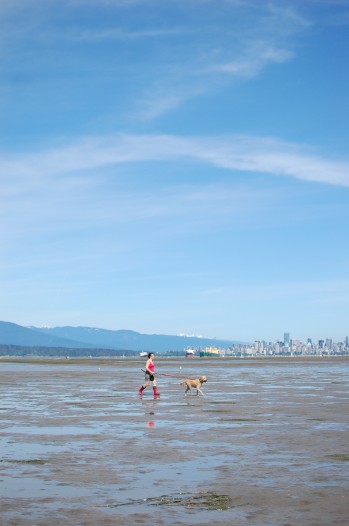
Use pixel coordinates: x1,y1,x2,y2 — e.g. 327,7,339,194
0,357,348,525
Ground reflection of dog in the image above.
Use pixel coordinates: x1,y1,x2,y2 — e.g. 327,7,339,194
180,376,207,396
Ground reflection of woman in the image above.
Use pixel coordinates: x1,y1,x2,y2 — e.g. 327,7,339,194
139,353,160,397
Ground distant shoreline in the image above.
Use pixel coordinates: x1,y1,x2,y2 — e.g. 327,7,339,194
1,355,348,366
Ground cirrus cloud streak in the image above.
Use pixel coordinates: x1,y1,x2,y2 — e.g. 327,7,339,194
1,133,349,188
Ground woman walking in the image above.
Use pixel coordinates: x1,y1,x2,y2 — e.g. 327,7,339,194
139,352,160,397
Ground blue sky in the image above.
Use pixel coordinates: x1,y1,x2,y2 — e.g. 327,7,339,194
1,0,349,343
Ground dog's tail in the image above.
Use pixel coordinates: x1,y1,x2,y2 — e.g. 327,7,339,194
179,381,186,386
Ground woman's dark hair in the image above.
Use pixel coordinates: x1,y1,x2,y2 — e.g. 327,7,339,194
148,352,153,359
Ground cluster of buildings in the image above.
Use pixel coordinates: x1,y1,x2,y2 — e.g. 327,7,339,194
192,334,349,358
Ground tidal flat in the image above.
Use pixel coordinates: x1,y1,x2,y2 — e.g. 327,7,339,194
0,356,348,525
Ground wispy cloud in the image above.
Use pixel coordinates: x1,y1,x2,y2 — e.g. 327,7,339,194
135,3,309,117
72,27,184,41
0,0,309,121
215,42,294,79
2,133,348,187
1,131,347,253
137,39,295,119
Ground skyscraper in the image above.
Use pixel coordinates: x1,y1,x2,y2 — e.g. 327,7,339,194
284,332,290,347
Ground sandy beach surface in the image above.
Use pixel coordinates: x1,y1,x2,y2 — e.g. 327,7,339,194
0,356,348,525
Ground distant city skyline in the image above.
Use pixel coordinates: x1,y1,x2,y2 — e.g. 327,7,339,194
1,1,349,342
1,319,348,349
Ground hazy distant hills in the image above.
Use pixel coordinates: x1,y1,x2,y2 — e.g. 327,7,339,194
0,321,96,349
0,321,239,354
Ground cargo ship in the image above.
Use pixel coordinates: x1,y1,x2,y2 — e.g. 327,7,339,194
199,346,222,357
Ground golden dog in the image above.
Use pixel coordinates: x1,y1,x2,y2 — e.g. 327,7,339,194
180,375,207,396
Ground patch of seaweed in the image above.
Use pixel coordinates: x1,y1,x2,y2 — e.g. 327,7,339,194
0,459,46,465
149,492,238,510
105,491,239,511
328,454,349,462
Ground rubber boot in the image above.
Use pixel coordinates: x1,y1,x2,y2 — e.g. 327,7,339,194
153,386,160,396
139,386,145,396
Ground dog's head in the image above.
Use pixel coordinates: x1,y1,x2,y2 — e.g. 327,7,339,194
199,375,207,383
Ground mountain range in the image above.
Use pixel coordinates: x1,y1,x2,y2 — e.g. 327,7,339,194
0,321,241,354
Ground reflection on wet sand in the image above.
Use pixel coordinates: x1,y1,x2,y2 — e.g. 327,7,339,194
0,357,348,525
